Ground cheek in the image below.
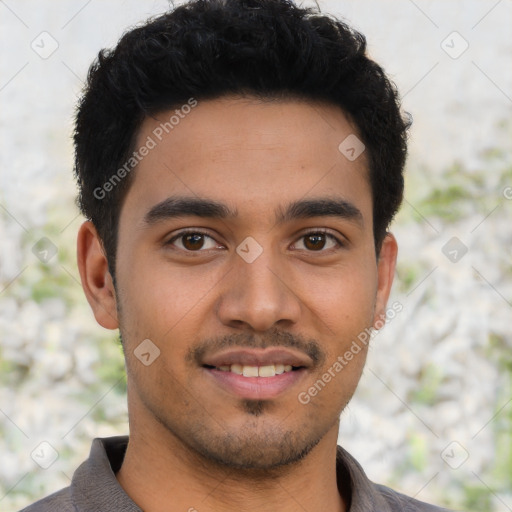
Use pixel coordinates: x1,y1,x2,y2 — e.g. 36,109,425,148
118,249,222,339
305,263,377,329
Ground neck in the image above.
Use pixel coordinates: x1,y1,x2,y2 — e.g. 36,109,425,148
116,418,347,512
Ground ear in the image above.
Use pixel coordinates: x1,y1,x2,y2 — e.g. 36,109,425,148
372,232,398,329
77,220,119,329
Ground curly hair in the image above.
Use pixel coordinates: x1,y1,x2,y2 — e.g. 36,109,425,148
74,0,409,279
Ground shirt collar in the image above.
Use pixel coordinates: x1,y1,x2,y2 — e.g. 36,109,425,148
71,436,142,511
336,444,393,512
71,436,389,512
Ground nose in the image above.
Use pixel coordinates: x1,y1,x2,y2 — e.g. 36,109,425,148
215,245,302,332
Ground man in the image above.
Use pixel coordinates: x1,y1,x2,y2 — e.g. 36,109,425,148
22,0,453,510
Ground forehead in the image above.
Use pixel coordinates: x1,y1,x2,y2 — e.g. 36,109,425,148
122,96,372,227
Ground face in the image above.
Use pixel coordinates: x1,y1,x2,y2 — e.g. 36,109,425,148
81,96,396,470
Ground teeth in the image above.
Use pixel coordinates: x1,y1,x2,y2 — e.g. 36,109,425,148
231,364,243,375
242,365,259,377
214,363,297,377
258,365,275,377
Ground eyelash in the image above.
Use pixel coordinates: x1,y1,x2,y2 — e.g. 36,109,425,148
166,228,345,253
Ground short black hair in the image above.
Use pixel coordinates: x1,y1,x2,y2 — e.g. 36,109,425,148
74,0,409,280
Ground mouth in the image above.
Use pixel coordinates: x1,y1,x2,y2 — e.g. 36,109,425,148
200,348,311,399
203,363,303,377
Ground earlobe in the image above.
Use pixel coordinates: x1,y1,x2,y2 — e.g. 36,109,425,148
77,221,119,330
373,233,398,330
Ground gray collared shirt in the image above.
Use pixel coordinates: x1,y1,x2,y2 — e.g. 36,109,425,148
20,436,454,511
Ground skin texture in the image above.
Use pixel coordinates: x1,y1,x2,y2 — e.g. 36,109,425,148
77,96,397,512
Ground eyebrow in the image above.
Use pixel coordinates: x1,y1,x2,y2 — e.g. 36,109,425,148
143,195,364,227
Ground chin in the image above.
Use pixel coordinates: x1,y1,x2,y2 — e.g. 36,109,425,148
185,422,324,471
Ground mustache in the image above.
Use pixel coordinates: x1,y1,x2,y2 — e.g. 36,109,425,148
187,328,326,368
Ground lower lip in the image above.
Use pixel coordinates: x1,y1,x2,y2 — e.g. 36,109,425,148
203,367,307,400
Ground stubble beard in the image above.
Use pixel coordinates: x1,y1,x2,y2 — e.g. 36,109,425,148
143,391,344,475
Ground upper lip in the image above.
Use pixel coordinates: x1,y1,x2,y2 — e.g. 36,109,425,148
201,348,312,368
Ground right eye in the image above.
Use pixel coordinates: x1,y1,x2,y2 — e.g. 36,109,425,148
166,230,223,252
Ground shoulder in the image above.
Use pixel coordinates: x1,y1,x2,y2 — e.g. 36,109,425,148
18,486,75,512
336,445,458,512
373,482,455,511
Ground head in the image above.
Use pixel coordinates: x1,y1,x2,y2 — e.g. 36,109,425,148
76,0,408,471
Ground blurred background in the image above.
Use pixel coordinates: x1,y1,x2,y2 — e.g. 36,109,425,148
0,1,511,510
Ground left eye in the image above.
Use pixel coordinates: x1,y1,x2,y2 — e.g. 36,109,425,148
292,232,342,251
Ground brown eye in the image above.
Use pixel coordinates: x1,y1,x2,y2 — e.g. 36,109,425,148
182,233,206,251
167,231,219,251
304,233,327,251
294,231,342,252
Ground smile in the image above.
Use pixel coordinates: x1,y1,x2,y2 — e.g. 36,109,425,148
200,347,312,399
205,363,298,377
